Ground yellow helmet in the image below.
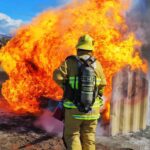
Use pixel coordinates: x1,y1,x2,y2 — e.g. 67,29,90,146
76,34,94,51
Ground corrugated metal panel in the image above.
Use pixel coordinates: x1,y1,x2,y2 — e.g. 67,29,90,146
110,67,149,136
147,72,150,126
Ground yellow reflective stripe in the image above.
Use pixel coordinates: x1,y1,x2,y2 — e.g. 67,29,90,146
73,114,100,120
69,76,79,89
63,99,101,109
63,101,77,108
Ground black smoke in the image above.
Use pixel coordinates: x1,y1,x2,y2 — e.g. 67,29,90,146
126,0,150,64
126,0,150,125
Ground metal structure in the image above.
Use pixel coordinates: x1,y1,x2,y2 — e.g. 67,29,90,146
110,67,149,135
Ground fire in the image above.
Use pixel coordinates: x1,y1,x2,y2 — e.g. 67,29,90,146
101,100,111,124
0,0,148,120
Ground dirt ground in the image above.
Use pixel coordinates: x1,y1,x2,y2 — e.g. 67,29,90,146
0,111,66,150
0,71,64,150
0,111,149,150
96,126,150,150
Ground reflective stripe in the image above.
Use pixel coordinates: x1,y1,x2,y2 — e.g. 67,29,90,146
63,101,77,108
69,76,79,89
63,98,101,109
73,114,100,120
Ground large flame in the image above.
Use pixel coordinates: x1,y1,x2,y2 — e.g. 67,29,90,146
0,0,148,121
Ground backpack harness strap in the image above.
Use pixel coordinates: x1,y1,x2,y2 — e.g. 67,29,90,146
65,55,98,113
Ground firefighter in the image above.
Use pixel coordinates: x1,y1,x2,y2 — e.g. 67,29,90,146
53,34,107,150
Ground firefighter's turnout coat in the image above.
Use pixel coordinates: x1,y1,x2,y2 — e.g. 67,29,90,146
53,54,106,150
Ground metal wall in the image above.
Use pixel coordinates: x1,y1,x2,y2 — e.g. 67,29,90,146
110,67,149,136
147,72,150,125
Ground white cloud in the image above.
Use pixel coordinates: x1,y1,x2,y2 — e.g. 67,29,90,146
57,0,71,6
0,13,24,35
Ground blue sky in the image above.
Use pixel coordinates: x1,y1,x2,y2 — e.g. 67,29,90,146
0,0,70,21
0,0,70,34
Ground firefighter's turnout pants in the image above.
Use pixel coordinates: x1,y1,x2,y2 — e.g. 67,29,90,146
64,106,100,150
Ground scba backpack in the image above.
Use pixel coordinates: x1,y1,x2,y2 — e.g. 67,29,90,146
64,55,98,113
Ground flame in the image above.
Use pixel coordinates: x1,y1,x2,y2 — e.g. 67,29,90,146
0,0,148,120
101,100,111,124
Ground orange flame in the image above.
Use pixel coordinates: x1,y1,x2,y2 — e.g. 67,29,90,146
0,0,148,120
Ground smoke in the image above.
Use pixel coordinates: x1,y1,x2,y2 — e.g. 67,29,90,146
127,0,150,63
96,122,110,137
34,110,64,137
127,0,150,125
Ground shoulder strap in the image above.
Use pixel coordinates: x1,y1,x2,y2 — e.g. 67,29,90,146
80,56,96,69
65,55,77,61
66,55,83,67
66,55,96,68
